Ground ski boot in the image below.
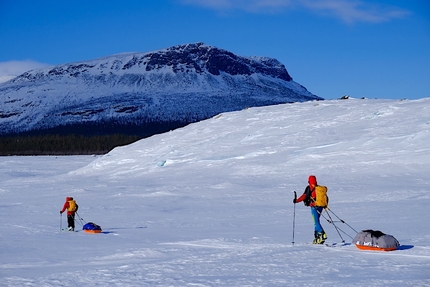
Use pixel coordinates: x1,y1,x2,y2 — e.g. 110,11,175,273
312,231,319,244
313,231,327,244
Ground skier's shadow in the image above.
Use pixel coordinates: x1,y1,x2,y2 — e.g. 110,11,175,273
101,226,148,234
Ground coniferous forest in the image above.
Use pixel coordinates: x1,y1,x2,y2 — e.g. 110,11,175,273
0,120,190,156
0,134,141,155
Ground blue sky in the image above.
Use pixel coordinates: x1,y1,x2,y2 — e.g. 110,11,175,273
0,0,429,100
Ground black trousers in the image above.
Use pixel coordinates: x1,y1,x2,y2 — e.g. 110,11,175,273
67,214,75,228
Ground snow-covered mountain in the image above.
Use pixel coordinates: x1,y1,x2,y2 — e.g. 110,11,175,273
0,42,320,135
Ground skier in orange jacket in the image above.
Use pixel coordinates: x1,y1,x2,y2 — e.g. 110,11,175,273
60,197,79,231
293,175,327,244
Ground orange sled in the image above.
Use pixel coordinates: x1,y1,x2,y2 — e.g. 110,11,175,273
82,222,102,233
84,229,102,234
353,230,400,252
355,244,397,252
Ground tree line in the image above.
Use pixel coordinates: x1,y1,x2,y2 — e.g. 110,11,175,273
0,134,142,155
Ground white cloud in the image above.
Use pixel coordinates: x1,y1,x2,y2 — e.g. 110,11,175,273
180,0,293,12
180,0,234,10
179,0,410,23
0,60,49,83
301,0,410,24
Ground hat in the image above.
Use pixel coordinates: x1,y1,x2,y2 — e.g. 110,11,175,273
308,175,317,186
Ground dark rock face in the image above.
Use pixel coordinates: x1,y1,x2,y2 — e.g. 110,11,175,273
141,43,293,81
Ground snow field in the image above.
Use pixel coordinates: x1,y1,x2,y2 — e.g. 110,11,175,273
1,98,430,286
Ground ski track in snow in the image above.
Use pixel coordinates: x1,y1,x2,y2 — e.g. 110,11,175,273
1,99,430,286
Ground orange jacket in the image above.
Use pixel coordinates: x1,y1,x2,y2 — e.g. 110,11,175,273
296,185,316,207
61,197,78,215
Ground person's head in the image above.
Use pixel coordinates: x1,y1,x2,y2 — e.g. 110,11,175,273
66,196,73,201
308,175,317,187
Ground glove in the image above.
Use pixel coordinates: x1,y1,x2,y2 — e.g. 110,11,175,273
60,211,63,214
293,198,297,204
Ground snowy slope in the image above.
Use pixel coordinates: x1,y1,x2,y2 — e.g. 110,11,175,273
0,98,429,286
0,43,320,135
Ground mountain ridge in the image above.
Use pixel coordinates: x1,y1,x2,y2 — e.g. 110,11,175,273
0,42,321,136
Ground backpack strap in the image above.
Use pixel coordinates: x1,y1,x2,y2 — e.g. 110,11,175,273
303,186,313,206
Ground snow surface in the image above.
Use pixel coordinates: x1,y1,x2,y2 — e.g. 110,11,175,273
1,98,430,286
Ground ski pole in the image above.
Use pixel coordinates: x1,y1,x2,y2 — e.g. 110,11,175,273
292,191,297,245
60,213,62,231
75,211,86,226
308,196,353,242
324,208,345,243
326,207,358,233
312,206,353,242
319,211,354,240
